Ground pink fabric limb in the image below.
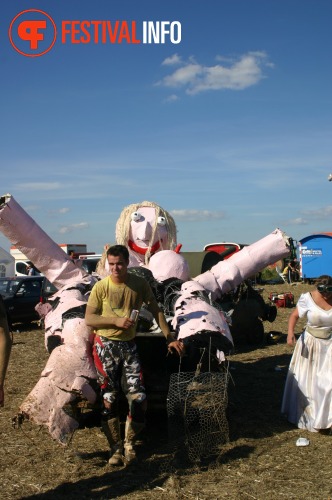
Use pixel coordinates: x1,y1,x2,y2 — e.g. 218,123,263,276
194,228,290,298
0,194,88,288
173,299,232,343
0,194,100,443
42,288,93,348
41,319,97,381
17,319,98,444
170,281,233,363
171,288,233,345
18,378,80,444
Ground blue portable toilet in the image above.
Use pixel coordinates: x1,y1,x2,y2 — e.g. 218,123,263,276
299,233,332,279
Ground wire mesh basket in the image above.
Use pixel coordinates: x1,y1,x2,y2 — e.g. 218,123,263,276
167,369,229,464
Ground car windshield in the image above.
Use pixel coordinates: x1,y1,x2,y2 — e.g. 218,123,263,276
80,258,100,274
0,279,21,294
42,279,58,295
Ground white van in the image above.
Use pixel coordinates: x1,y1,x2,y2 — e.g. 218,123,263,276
78,254,102,274
15,260,41,277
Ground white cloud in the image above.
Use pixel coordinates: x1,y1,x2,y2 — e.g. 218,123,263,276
284,217,308,225
301,206,332,219
58,222,89,234
157,51,272,95
48,207,70,216
14,182,62,190
283,206,332,227
162,53,182,66
24,204,39,212
170,209,226,221
164,94,179,103
160,63,202,88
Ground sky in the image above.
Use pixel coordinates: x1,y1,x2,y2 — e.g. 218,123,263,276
1,0,332,254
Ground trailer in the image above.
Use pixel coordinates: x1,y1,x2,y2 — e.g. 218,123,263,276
0,246,15,277
299,233,332,279
58,243,87,255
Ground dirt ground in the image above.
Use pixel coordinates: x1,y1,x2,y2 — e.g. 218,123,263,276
1,282,332,500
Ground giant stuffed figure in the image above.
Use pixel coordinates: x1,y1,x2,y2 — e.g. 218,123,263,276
95,202,179,277
0,194,291,445
115,201,178,267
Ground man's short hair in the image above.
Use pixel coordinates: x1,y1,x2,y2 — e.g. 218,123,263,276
106,244,129,262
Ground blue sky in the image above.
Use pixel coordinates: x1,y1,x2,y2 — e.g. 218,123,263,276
1,0,332,254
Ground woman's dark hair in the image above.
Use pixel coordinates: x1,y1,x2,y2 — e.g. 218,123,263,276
316,275,332,286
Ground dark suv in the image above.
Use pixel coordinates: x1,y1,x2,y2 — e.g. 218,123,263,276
0,276,57,326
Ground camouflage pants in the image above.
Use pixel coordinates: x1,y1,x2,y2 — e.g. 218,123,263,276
94,337,146,406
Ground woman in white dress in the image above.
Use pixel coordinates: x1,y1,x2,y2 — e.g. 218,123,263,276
282,275,332,432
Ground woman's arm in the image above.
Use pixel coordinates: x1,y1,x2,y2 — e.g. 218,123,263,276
287,307,299,346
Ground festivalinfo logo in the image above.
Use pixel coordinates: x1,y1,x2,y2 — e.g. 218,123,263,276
9,9,182,57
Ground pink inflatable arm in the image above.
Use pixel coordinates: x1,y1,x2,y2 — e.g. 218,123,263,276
0,193,88,288
194,229,290,298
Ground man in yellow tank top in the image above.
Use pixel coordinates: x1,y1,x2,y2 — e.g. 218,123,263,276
85,244,183,466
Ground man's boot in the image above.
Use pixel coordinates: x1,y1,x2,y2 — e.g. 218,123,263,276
124,416,145,464
101,417,123,465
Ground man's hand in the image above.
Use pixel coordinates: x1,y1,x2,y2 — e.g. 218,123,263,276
114,317,134,329
168,340,185,357
103,399,112,409
85,305,134,330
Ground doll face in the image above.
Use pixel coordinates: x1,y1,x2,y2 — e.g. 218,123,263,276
128,206,168,256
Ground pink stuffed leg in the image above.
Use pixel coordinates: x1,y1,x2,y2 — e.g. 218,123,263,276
0,194,88,288
15,319,98,444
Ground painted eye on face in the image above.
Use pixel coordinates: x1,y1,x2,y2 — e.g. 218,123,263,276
131,211,142,222
157,216,166,226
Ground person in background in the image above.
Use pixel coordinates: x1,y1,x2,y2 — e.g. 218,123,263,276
288,259,299,283
281,265,289,282
69,251,76,261
282,275,332,432
27,264,36,276
85,244,184,466
0,295,12,406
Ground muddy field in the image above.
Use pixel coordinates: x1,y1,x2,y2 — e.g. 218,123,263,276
1,282,332,500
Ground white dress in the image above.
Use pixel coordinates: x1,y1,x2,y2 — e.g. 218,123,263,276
281,292,332,431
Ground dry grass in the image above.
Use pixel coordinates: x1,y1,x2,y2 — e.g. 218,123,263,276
1,282,332,499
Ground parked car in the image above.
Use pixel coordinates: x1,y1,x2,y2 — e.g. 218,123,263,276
0,276,57,326
40,278,58,303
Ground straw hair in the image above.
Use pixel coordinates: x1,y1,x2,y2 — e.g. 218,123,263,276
115,201,177,265
95,243,112,277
